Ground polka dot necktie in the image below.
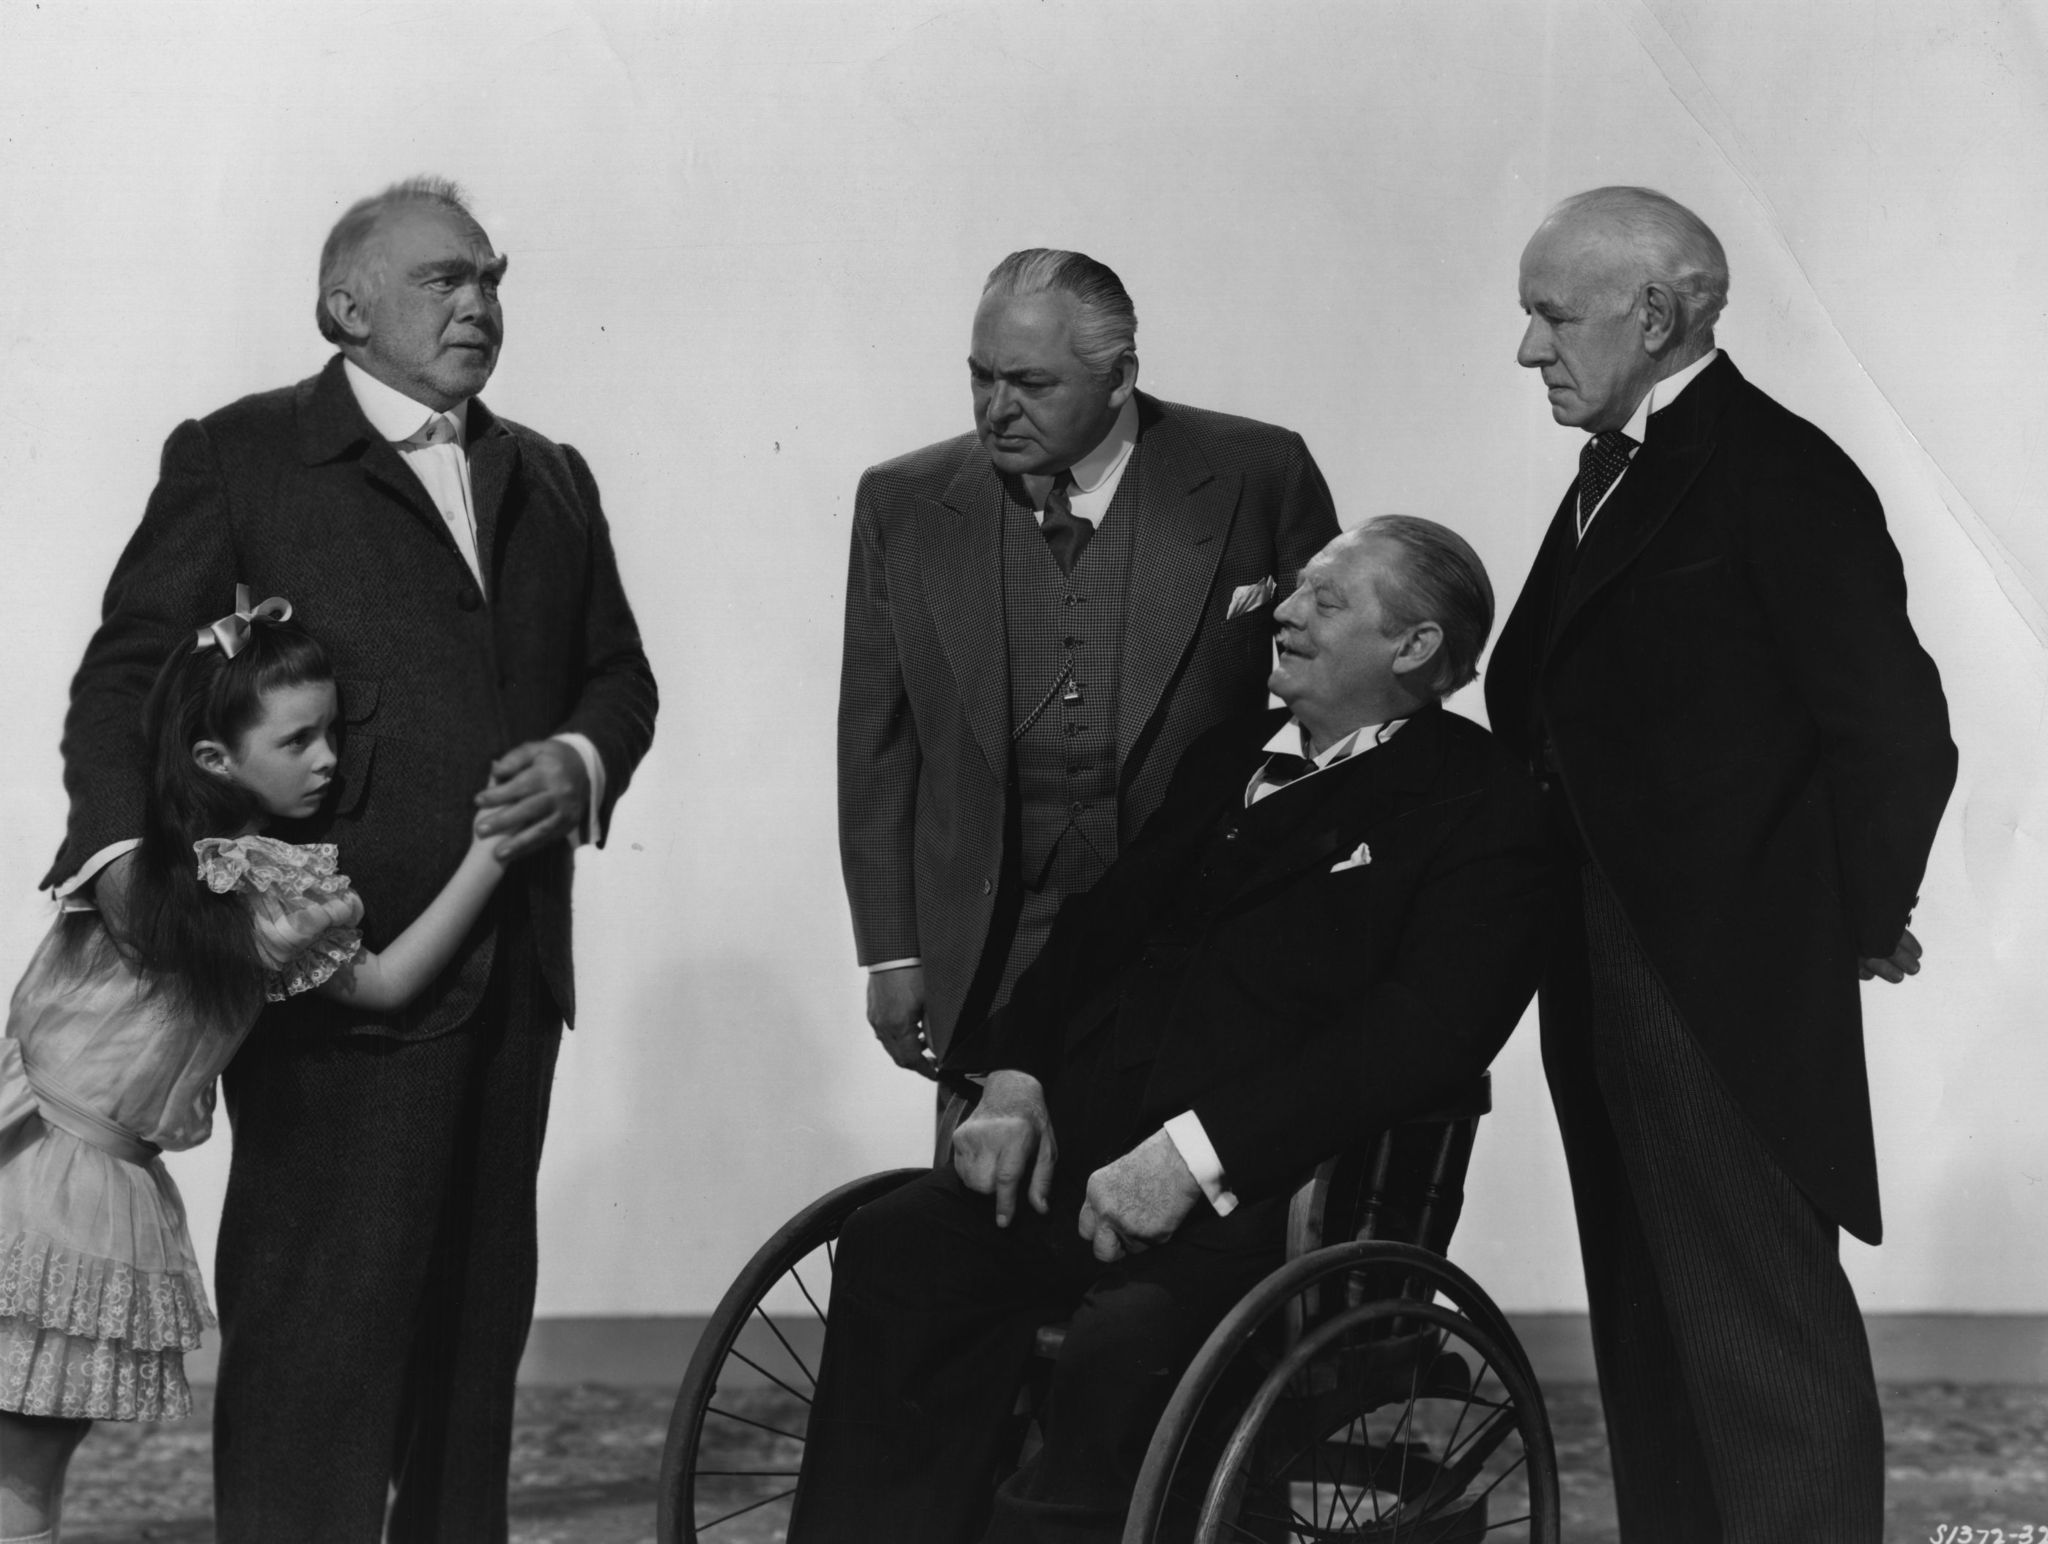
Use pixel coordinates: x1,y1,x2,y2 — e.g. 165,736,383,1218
1040,471,1092,574
1576,429,1638,542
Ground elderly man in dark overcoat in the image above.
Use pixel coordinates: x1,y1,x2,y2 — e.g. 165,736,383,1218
43,177,657,1542
1486,184,1955,1540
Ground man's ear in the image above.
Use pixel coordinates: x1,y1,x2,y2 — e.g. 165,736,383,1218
1391,622,1444,679
323,283,371,345
1106,350,1140,411
192,739,236,780
1639,281,1681,354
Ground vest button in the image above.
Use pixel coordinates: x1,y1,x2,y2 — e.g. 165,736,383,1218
1224,827,1240,841
456,586,482,612
1066,762,1082,775
1070,801,1086,815
1062,594,1076,606
1063,635,1079,649
982,879,993,896
1064,723,1081,737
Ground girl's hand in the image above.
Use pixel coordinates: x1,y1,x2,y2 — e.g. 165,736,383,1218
250,889,365,971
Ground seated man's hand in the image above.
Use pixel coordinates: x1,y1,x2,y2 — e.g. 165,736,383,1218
1078,1129,1204,1264
951,1069,1057,1228
1859,926,1923,984
476,739,591,863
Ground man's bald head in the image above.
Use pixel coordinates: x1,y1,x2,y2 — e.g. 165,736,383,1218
1517,186,1727,430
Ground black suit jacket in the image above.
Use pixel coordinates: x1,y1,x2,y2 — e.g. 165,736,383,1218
1484,353,1954,1242
969,703,1553,1205
44,355,659,1036
836,393,1339,1054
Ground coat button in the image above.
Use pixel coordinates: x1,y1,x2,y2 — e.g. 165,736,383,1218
982,879,993,896
1224,827,1240,841
1070,801,1085,815
457,585,482,612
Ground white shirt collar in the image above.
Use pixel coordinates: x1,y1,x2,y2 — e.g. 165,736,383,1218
1618,346,1720,444
343,357,469,446
1067,394,1140,495
1259,715,1406,766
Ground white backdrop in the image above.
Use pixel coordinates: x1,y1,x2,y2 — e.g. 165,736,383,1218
1,0,2042,1319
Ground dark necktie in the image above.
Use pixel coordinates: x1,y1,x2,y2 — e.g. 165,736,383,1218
1575,429,1637,542
1040,472,1091,574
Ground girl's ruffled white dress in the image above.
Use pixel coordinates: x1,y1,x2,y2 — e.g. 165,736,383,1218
0,835,360,1420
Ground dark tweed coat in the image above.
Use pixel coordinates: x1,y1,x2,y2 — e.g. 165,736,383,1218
43,354,659,1037
836,392,1339,1055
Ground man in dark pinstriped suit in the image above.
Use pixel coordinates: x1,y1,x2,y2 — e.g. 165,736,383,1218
838,250,1339,1077
1487,186,1955,1540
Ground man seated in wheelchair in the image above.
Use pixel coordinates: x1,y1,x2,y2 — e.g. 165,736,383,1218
790,518,1554,1544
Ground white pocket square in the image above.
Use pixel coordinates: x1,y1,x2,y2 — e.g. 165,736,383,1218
1330,843,1372,873
1226,576,1278,620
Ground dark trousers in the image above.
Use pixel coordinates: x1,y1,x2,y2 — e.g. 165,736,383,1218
212,909,562,1544
787,1166,1284,1544
1545,865,1883,1543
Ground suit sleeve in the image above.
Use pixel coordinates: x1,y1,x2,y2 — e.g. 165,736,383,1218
42,419,240,890
837,471,922,965
1275,432,1341,590
553,445,659,839
1192,773,1555,1203
1738,446,1956,957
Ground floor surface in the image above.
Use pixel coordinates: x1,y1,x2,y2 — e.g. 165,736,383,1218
51,1382,2048,1542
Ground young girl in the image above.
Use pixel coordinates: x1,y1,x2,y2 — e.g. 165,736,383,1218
0,592,505,1544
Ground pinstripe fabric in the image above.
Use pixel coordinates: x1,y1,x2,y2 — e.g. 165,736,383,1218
1559,864,1884,1542
838,394,1340,1056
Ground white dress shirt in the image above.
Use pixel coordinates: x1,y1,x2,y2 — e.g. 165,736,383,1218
1164,714,1407,1216
1576,348,1721,542
866,395,1143,976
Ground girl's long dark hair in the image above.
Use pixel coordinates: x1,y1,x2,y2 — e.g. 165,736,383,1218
82,618,335,1029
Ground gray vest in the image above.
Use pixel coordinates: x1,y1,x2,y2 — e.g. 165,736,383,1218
1003,463,1142,887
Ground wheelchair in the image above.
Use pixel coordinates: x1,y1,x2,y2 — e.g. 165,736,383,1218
656,1073,1559,1542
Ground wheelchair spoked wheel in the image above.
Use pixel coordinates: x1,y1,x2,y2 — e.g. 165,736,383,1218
656,1167,925,1544
1125,1242,1559,1544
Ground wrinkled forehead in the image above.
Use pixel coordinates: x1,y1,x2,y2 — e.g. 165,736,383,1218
1520,217,1628,300
970,288,1083,364
369,201,498,273
1305,530,1395,592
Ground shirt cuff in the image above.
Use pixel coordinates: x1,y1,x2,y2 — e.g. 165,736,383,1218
551,733,607,847
1163,1110,1239,1217
866,957,922,973
50,839,141,909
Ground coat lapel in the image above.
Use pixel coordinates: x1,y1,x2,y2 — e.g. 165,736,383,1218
464,399,521,590
1549,355,1733,648
295,354,475,572
921,448,1013,783
1115,396,1242,769
1228,705,1449,906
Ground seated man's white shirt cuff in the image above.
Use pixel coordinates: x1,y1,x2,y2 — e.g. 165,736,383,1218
51,839,142,908
551,733,606,846
867,957,923,973
1164,1111,1239,1217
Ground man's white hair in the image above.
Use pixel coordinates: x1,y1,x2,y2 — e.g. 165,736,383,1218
1545,185,1730,342
315,175,477,344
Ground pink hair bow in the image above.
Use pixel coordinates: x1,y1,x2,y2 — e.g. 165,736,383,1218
196,584,293,659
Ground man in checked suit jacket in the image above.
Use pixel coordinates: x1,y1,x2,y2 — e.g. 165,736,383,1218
839,249,1339,1077
1487,187,1955,1540
43,178,657,1542
795,520,1552,1544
